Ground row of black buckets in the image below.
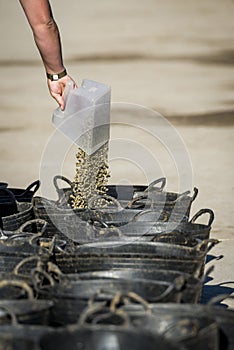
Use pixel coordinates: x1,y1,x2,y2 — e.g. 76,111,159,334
0,176,233,350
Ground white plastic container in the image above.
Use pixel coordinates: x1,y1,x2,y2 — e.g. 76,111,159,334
52,79,111,155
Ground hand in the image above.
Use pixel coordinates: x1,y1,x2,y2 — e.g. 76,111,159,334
47,75,77,110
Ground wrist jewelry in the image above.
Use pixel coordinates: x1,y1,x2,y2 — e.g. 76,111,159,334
46,69,67,81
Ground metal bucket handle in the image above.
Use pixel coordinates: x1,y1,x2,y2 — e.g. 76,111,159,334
0,279,34,300
190,208,215,227
53,175,73,193
144,177,166,193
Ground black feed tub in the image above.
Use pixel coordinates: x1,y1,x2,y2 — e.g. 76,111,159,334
121,300,234,350
60,268,203,304
54,240,217,278
0,180,40,203
53,175,197,221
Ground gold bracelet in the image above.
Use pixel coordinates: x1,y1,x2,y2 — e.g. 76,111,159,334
46,69,67,81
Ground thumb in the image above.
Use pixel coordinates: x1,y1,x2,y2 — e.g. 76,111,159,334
53,93,65,110
58,96,65,110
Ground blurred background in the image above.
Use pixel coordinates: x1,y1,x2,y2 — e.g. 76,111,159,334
0,0,234,301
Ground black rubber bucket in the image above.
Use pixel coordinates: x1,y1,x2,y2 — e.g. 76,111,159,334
0,279,35,301
0,219,48,242
54,239,217,278
0,180,40,203
37,276,183,303
39,323,185,350
47,254,206,278
34,271,184,327
0,309,53,350
32,196,91,238
121,299,234,350
102,208,214,242
70,267,203,303
53,175,166,204
0,237,49,274
75,240,216,263
1,202,34,232
0,299,53,325
0,189,18,218
53,175,197,221
89,295,219,350
32,187,197,244
119,186,198,221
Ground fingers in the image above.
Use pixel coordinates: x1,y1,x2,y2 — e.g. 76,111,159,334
49,88,65,110
47,76,77,110
55,93,65,110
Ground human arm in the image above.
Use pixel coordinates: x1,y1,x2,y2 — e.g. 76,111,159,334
19,0,76,110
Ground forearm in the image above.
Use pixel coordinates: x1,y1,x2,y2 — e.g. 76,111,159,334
33,18,65,74
19,0,65,74
19,0,77,109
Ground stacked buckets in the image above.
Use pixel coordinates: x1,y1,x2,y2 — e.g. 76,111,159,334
0,176,234,350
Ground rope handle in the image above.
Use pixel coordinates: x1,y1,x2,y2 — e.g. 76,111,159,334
0,279,34,300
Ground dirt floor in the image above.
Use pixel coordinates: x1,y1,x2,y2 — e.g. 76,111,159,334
0,0,234,307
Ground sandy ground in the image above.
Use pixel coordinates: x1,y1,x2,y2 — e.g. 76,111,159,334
0,0,234,307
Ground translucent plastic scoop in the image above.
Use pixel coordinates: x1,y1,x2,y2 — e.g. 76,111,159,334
52,79,111,155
